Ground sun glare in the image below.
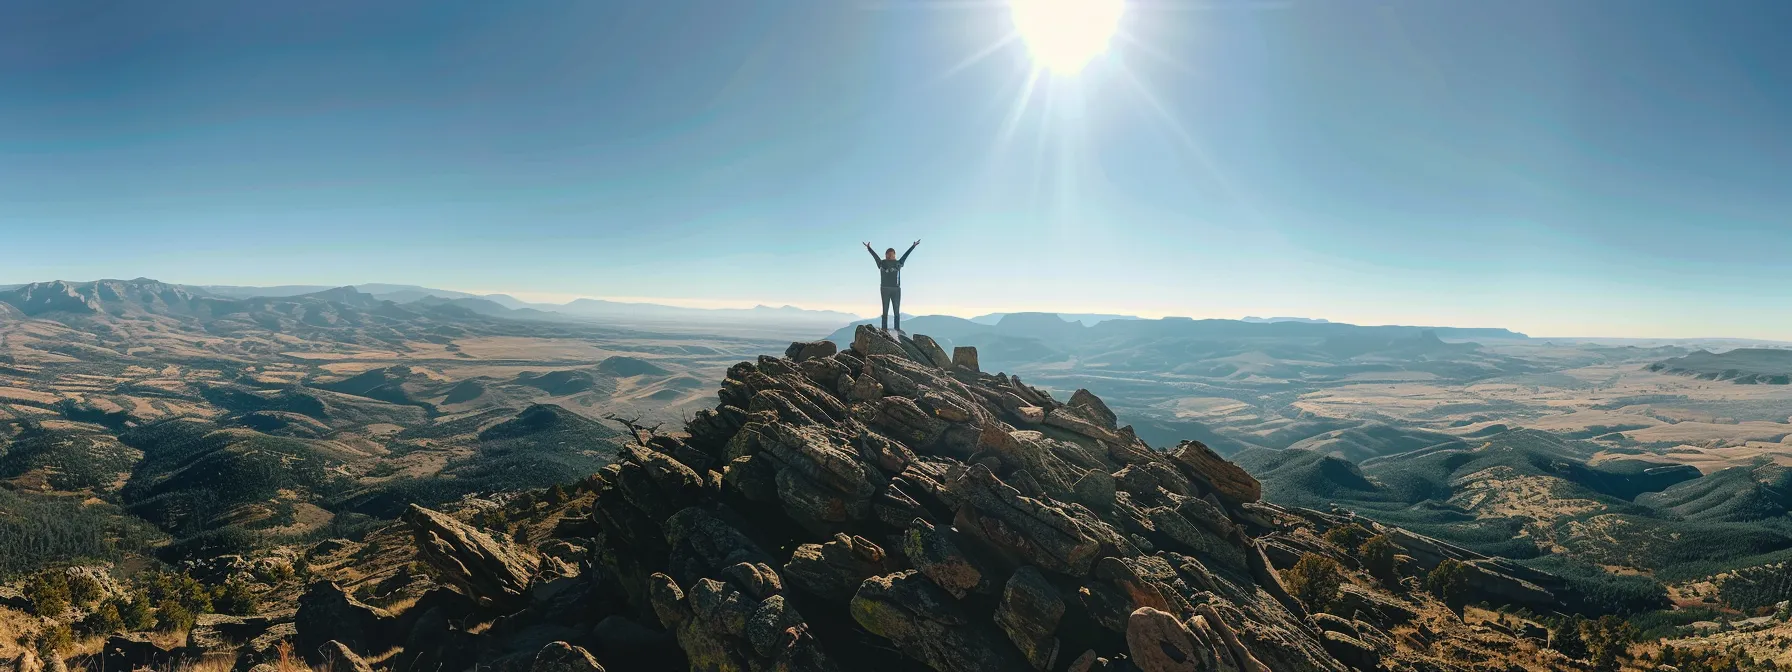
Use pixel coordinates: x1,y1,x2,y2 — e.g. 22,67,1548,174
1009,0,1125,75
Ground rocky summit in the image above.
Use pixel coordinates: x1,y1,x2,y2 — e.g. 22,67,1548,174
199,325,1593,672
364,326,1349,672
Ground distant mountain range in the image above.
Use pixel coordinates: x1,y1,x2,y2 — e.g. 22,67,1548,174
1241,316,1332,324
829,312,1526,350
0,280,863,326
968,312,1142,327
1648,348,1792,384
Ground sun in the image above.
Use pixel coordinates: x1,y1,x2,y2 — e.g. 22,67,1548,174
1009,0,1125,75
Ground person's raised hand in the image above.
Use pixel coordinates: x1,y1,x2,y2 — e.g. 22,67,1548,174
913,239,921,246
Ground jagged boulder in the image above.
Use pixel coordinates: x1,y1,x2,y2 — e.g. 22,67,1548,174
949,464,1105,577
318,641,375,672
784,534,895,601
651,573,836,672
101,634,172,672
1125,607,1208,672
1066,389,1118,429
234,622,298,672
662,507,776,588
911,334,954,369
851,571,1030,672
295,582,396,663
1318,631,1379,671
756,422,879,532
1043,407,1125,445
1460,559,1558,610
404,504,540,611
786,340,837,362
530,642,605,672
188,614,274,654
1166,440,1261,505
994,567,1065,670
1334,584,1418,628
903,517,998,598
952,346,979,372
388,591,480,672
852,325,910,360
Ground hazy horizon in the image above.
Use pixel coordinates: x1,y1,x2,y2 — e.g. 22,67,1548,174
5,1,1791,339
11,274,1792,343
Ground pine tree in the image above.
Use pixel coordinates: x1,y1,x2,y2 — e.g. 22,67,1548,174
37,625,73,657
215,581,259,616
1551,614,1588,659
155,599,195,632
119,591,155,631
1323,523,1371,554
84,602,125,635
27,570,71,617
1585,615,1636,672
1359,535,1399,585
67,571,103,606
1425,559,1471,608
1282,553,1343,613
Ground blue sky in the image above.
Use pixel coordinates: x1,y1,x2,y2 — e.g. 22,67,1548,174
2,0,1789,338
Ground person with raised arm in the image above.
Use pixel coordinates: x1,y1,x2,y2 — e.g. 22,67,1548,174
863,240,918,333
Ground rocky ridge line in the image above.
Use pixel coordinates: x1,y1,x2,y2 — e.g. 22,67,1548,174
574,325,1345,671
242,325,1572,672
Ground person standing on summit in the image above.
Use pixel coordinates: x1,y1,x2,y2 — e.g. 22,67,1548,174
864,240,918,333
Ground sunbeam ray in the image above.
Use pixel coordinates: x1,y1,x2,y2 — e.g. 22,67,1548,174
1029,76,1057,206
1115,30,1201,77
997,67,1045,147
933,32,1022,83
1114,62,1261,221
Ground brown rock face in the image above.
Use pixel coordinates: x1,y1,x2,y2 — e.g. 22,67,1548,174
530,642,606,672
318,641,376,672
1167,440,1262,505
1067,389,1118,429
911,334,955,369
784,534,895,601
294,582,396,664
952,346,980,372
349,329,1402,672
994,567,1065,670
403,504,540,611
852,325,912,360
1125,608,1206,672
786,340,838,362
902,518,995,598
850,572,1030,672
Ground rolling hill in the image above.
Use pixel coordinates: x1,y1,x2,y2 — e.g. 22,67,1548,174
1241,426,1792,580
1649,348,1792,384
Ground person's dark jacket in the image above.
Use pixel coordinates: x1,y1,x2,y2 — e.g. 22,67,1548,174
870,242,917,288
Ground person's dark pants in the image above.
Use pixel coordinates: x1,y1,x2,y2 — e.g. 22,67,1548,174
880,286,901,330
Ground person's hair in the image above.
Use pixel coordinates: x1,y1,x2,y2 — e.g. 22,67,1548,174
885,248,896,257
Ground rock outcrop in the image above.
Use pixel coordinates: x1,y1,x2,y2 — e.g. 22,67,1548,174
530,642,606,672
566,325,1345,671
319,641,377,672
289,325,1473,672
404,504,540,611
295,582,397,663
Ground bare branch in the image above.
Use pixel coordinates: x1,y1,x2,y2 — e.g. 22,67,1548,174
603,413,651,445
